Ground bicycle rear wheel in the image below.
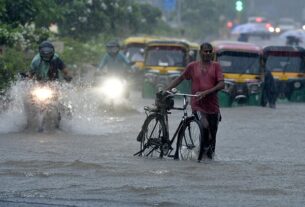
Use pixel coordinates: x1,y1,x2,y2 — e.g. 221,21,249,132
140,114,167,158
177,117,203,160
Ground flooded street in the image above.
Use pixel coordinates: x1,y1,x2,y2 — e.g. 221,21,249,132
1,87,305,207
2,0,305,205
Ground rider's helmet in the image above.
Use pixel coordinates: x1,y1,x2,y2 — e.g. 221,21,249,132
39,41,55,61
106,40,120,56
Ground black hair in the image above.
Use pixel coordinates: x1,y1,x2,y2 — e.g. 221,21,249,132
200,42,213,51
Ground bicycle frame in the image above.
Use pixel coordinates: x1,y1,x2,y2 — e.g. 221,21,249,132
134,92,199,158
165,94,198,158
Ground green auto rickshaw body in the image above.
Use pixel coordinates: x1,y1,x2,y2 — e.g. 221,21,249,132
263,46,305,102
212,41,264,107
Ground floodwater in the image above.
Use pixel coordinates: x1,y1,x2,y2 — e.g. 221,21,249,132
1,80,305,207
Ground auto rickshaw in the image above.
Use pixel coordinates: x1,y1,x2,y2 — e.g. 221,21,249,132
263,46,305,102
142,39,200,98
122,36,159,70
212,41,264,107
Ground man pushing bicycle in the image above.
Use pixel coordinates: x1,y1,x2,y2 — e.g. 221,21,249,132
165,42,224,160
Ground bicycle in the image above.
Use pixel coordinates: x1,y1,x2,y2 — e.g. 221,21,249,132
134,89,205,160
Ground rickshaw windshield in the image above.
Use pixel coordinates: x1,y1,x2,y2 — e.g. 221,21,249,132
265,54,305,73
124,44,145,62
145,46,186,67
217,51,260,74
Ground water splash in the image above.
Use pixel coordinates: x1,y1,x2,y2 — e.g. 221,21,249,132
0,81,28,133
0,78,140,135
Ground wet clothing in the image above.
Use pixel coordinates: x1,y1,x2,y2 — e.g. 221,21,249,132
261,71,277,108
182,60,223,159
196,111,220,156
97,52,131,74
30,53,65,81
182,61,224,114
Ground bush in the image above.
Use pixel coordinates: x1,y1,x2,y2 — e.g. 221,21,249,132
61,36,110,76
0,47,30,93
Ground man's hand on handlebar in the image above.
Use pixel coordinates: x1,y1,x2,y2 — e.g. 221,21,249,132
196,90,209,100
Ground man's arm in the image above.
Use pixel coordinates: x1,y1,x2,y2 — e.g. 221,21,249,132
97,55,108,72
196,80,224,99
118,52,133,72
165,74,185,91
28,54,39,79
57,57,72,82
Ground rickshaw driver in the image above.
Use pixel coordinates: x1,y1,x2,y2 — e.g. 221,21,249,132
165,42,224,160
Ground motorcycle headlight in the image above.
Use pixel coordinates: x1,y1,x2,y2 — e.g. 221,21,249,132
248,82,260,94
101,77,125,99
31,86,54,103
294,81,301,89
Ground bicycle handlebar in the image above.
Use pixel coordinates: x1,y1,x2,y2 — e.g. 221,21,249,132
165,90,199,98
147,89,199,113
163,90,199,111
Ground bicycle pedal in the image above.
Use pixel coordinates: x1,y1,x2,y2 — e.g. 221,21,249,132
161,142,172,155
147,138,162,146
167,154,175,158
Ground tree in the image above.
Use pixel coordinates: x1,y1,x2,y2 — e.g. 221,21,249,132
0,0,59,28
55,0,163,39
165,0,237,40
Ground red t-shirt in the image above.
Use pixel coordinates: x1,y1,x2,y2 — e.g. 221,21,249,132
182,61,224,114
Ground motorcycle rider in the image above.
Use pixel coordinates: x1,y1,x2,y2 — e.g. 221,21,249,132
26,41,72,131
96,40,134,75
29,41,72,82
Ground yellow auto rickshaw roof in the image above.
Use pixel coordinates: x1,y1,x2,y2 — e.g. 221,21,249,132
147,37,199,49
212,40,262,54
122,36,161,45
188,42,200,49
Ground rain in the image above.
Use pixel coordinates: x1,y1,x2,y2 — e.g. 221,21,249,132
1,0,305,206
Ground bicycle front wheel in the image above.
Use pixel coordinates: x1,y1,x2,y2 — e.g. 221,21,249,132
140,114,167,158
177,117,203,160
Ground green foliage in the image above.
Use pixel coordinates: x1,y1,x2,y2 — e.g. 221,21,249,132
0,47,30,92
0,0,60,28
178,0,221,39
0,24,51,50
56,0,163,39
61,37,106,70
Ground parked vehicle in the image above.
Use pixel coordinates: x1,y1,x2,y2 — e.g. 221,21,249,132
277,18,298,33
212,41,264,107
263,46,305,102
142,39,200,98
246,16,273,39
122,36,159,70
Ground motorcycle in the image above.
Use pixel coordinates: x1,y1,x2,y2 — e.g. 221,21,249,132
96,74,130,112
24,81,72,132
